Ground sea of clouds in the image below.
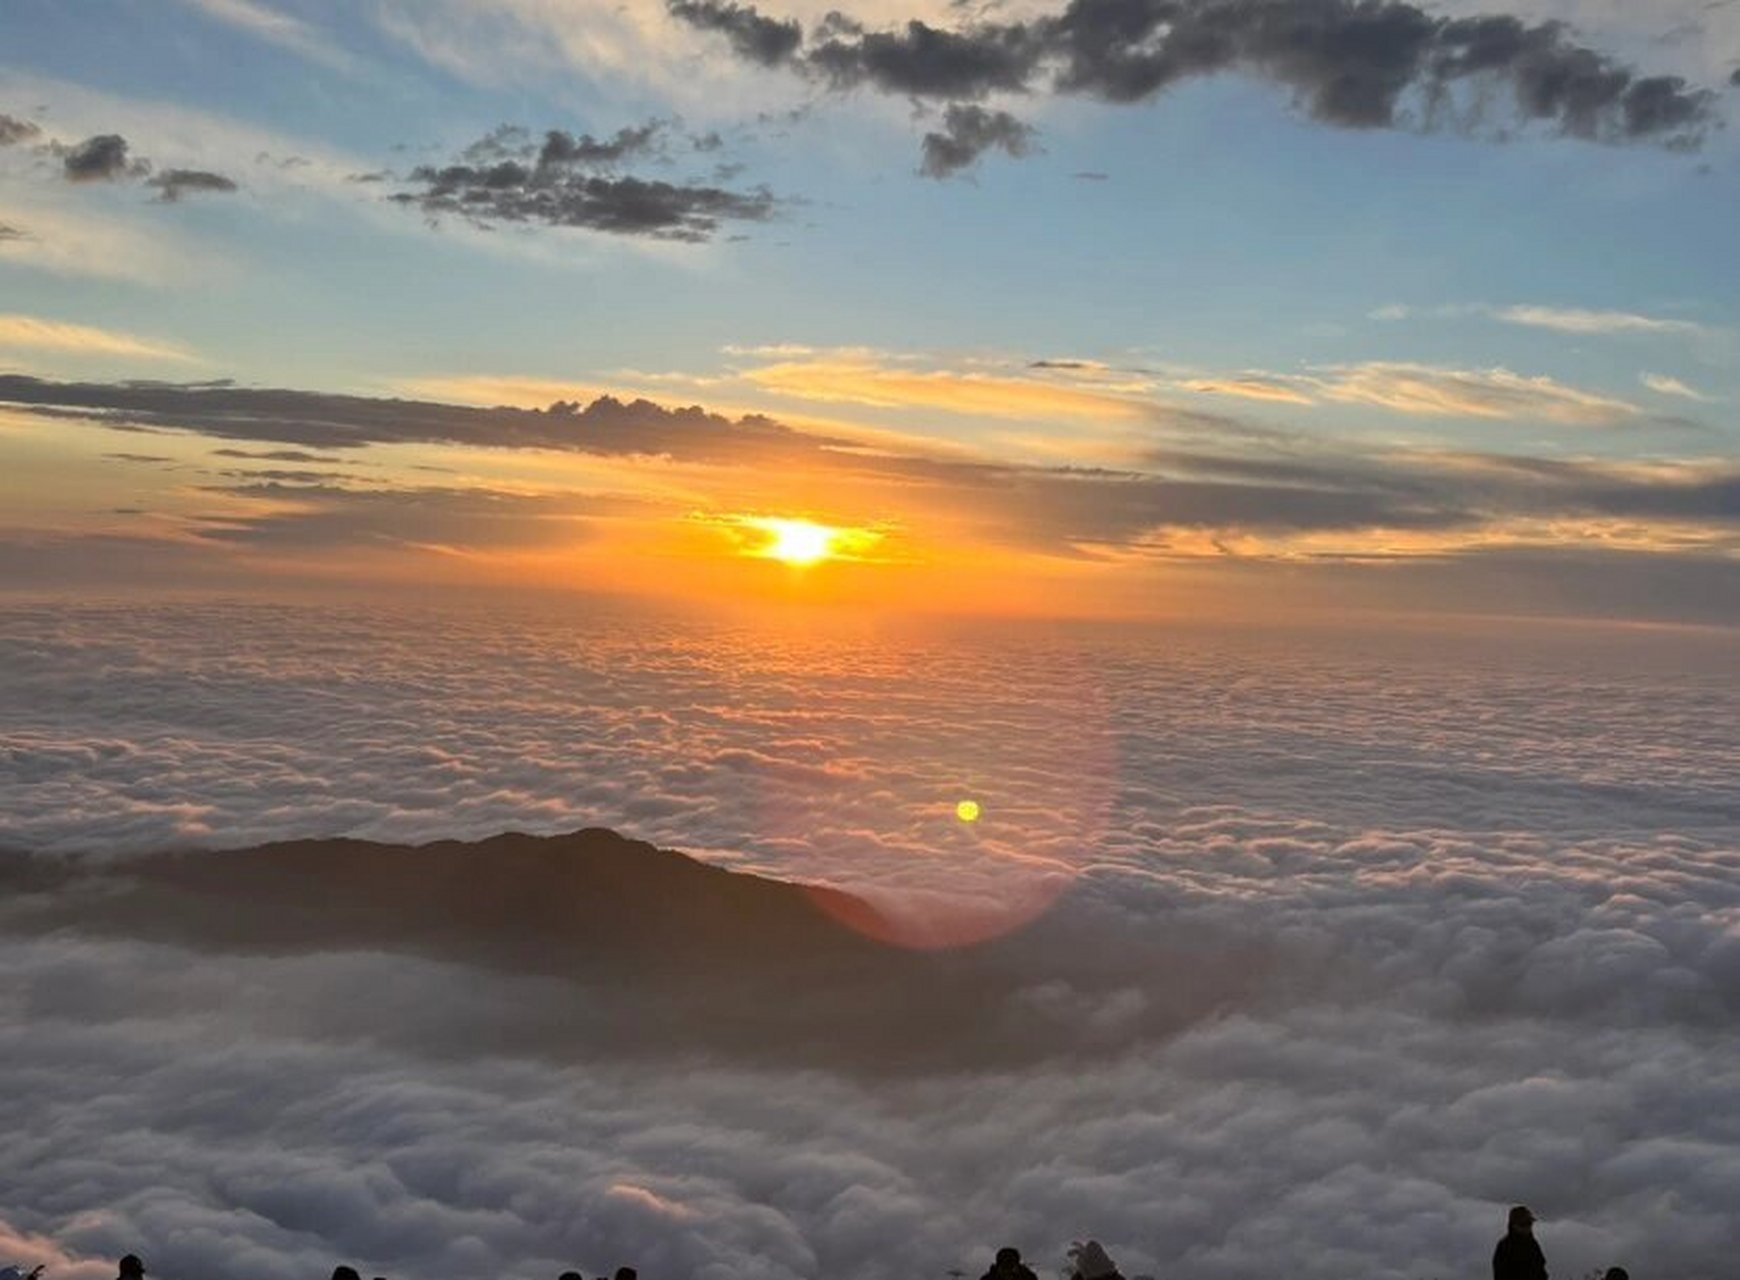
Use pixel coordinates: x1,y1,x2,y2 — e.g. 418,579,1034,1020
2,598,1738,1279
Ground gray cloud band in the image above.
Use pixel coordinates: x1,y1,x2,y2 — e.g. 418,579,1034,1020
4,375,1738,560
670,0,1722,173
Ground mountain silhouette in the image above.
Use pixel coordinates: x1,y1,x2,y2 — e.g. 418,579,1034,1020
0,829,1260,1070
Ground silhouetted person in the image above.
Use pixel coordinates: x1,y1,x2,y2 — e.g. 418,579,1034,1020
980,1245,1038,1280
1067,1240,1125,1280
1602,1270,1628,1280
558,1272,583,1280
331,1267,360,1280
117,1256,145,1280
613,1270,636,1280
1493,1206,1547,1280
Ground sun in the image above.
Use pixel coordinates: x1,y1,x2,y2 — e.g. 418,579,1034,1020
763,518,837,565
728,515,885,568
737,517,845,566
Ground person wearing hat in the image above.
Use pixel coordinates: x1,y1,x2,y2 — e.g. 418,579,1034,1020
1493,1206,1548,1280
1066,1240,1125,1280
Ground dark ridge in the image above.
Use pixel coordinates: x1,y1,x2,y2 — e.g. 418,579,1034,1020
0,829,1261,1071
121,827,896,975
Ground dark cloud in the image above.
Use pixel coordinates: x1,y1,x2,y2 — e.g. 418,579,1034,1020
6,373,1740,579
671,0,1721,166
0,375,839,465
147,168,239,202
537,121,666,167
211,468,354,483
0,113,41,146
186,483,644,551
919,103,1038,176
61,134,148,182
392,122,776,240
808,15,1044,96
668,0,803,66
210,448,345,463
0,223,28,242
1580,470,1740,520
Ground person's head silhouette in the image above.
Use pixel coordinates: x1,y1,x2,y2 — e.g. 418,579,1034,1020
558,1272,583,1280
613,1270,637,1280
117,1256,145,1280
331,1268,361,1280
1507,1206,1535,1234
1602,1270,1629,1280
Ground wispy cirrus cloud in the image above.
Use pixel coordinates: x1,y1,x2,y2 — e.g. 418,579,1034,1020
1308,361,1641,425
1171,376,1316,406
1641,372,1713,401
1494,304,1707,337
1372,301,1717,342
1169,360,1646,425
175,0,362,74
0,314,197,362
735,349,1156,420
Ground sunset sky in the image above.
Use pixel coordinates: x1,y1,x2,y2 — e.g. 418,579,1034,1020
7,9,1740,1280
3,0,1738,622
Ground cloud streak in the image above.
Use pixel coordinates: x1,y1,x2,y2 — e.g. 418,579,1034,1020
0,316,196,362
175,0,362,74
1495,305,1707,337
3,372,1738,609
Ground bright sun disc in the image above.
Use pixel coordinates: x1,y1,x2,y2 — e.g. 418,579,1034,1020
955,799,981,822
746,517,842,566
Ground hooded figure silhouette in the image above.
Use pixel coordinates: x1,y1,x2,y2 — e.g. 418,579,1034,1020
981,1245,1038,1280
1493,1206,1547,1280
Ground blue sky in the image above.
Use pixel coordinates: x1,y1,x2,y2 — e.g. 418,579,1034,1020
2,0,1738,621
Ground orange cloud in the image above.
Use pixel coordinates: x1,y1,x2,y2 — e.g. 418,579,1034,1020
0,313,196,361
1175,376,1315,405
739,354,1154,421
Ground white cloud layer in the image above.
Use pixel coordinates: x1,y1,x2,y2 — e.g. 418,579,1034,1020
1,600,1738,1279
